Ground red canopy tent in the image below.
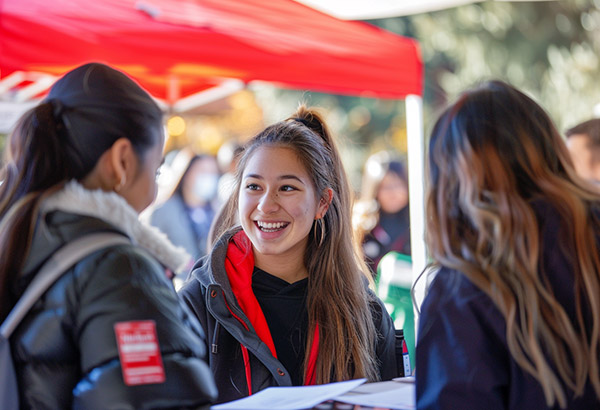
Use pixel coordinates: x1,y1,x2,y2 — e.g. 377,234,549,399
0,0,422,107
0,0,427,303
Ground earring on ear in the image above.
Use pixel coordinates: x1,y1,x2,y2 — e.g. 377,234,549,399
114,174,126,192
313,217,326,248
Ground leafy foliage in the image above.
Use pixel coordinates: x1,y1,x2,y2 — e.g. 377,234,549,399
374,1,600,131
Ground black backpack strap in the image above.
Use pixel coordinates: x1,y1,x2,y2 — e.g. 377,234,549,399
0,233,130,338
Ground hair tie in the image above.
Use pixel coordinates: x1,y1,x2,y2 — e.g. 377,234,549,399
292,117,310,127
47,98,74,141
48,98,65,120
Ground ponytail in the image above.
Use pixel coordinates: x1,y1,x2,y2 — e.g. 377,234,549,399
0,103,70,318
0,62,164,319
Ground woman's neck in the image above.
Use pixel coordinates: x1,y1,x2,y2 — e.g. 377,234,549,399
253,251,308,284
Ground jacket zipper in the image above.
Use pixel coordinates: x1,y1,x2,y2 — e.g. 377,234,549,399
222,292,253,395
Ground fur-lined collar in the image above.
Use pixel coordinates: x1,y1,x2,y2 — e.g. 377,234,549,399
42,181,190,272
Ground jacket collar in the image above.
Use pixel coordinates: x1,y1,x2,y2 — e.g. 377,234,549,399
42,180,190,272
193,227,239,288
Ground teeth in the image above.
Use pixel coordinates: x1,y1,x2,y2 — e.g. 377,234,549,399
257,221,287,230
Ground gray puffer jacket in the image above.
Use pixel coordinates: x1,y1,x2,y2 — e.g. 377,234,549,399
7,182,217,409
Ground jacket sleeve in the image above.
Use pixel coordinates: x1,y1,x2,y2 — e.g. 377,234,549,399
178,275,211,355
370,291,400,381
416,272,509,410
70,245,217,409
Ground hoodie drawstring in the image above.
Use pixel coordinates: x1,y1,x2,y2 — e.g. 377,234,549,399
211,322,220,354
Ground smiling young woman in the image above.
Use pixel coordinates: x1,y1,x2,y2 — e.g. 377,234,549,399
179,105,400,404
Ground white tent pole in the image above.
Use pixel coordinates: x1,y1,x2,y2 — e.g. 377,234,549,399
405,94,427,313
0,71,25,95
172,80,245,113
14,76,57,102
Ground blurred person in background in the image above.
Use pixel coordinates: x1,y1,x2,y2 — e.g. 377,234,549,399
150,150,221,268
180,106,399,404
354,151,411,275
0,63,217,408
217,140,244,203
565,118,600,184
418,80,600,409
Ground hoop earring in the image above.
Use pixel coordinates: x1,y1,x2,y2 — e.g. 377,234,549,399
114,174,126,192
314,217,325,248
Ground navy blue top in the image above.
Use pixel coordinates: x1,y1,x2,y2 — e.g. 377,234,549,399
416,202,600,409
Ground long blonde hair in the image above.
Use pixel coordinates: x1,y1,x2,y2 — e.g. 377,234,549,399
213,105,379,383
426,80,600,407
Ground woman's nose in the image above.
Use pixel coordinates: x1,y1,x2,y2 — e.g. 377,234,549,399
257,191,279,213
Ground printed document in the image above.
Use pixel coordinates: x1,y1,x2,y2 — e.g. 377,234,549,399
211,378,366,410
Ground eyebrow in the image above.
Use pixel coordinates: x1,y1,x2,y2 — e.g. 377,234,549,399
245,174,305,184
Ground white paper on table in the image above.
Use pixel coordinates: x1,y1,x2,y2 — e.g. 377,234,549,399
211,378,367,410
334,380,416,409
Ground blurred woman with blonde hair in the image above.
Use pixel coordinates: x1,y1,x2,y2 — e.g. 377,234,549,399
417,81,600,409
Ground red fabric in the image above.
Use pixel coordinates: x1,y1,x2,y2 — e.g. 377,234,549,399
240,345,253,395
304,323,319,386
225,231,277,358
224,230,321,387
0,0,422,101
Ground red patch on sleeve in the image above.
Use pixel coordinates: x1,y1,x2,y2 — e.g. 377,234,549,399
114,321,166,385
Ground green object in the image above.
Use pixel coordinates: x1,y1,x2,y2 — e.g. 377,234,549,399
376,251,415,369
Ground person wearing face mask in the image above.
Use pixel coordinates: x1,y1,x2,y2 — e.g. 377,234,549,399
150,152,221,269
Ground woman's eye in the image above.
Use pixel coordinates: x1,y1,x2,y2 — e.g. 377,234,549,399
246,183,260,190
281,185,296,192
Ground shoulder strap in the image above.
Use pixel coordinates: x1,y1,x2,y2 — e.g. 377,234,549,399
0,232,131,338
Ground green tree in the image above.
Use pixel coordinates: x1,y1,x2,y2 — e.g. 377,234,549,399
375,1,600,131
254,2,600,188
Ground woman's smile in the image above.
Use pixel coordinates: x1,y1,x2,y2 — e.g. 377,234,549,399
239,146,327,266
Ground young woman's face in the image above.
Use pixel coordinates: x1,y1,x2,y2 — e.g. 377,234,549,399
123,137,164,213
239,146,327,261
377,171,408,214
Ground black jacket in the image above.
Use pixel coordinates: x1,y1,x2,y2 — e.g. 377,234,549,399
417,201,600,409
179,228,400,404
8,187,217,409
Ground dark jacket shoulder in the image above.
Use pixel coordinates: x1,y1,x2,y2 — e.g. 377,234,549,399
11,210,217,409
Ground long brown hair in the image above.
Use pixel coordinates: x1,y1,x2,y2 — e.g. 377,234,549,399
426,80,600,407
0,63,163,319
213,105,379,383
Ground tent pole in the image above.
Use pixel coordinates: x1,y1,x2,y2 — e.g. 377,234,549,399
405,94,427,316
172,80,245,113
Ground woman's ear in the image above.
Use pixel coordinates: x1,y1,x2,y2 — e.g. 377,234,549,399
108,138,136,192
316,188,333,219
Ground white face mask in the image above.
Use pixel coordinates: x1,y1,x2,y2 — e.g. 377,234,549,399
193,174,219,202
